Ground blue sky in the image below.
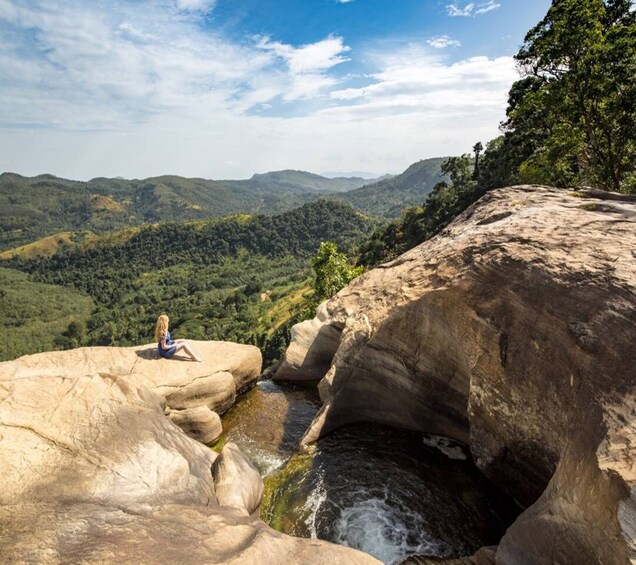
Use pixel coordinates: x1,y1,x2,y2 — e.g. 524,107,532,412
0,0,551,179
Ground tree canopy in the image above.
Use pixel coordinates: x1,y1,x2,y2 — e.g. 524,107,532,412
505,0,636,192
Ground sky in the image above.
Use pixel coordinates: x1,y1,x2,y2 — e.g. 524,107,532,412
0,0,552,180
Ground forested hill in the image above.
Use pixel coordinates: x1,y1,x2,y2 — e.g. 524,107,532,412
9,200,375,305
0,170,373,252
337,157,447,217
0,200,374,359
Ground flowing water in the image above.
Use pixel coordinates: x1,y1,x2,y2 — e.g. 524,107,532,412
213,379,519,565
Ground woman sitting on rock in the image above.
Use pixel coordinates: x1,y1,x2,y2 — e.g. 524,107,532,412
154,314,202,362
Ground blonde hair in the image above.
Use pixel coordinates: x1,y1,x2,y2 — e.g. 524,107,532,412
154,314,169,342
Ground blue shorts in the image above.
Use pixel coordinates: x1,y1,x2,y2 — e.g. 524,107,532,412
158,345,177,358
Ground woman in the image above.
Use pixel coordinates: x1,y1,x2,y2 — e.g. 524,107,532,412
154,314,202,362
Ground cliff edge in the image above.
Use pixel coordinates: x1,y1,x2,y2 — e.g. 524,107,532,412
275,186,636,564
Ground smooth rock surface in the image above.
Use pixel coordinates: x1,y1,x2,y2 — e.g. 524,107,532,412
0,360,380,564
0,502,378,565
213,442,265,515
0,372,217,508
275,303,342,381
276,186,636,564
0,340,262,440
168,406,223,444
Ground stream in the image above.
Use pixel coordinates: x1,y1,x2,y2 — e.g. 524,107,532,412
213,379,519,565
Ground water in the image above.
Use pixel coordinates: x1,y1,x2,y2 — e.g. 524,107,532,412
214,379,519,564
212,378,321,474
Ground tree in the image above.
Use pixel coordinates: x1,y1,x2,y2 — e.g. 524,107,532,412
312,242,363,303
440,155,476,193
509,0,636,192
472,142,484,180
66,320,86,348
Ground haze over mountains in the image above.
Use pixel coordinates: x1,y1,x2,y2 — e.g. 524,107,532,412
0,157,445,254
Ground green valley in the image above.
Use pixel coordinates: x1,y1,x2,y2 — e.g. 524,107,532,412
2,200,375,364
0,267,94,361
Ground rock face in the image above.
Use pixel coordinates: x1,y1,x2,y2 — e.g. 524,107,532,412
0,345,380,564
213,442,265,515
168,406,223,444
0,340,262,442
275,186,636,564
0,372,217,509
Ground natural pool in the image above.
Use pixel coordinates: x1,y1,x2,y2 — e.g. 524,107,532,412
213,379,519,565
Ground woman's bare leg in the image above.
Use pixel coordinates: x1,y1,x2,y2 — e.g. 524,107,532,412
175,342,201,361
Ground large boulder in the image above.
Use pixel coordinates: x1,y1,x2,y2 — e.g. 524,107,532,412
0,360,380,564
0,340,262,441
275,186,636,564
0,502,379,564
168,406,223,444
213,442,265,515
0,372,216,508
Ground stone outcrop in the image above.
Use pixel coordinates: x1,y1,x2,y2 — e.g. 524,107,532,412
213,442,265,515
0,340,262,442
275,186,636,564
0,372,216,509
168,406,223,444
0,345,380,564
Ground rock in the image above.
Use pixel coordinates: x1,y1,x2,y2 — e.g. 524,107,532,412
274,303,343,382
0,372,217,508
0,340,262,441
0,502,379,564
276,186,636,564
212,442,265,515
164,371,237,414
0,365,380,564
168,406,223,444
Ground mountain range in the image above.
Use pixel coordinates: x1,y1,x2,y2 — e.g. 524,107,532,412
0,158,445,254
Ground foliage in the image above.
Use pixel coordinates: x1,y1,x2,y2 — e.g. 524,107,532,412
505,0,636,192
335,158,447,217
312,242,364,303
359,152,482,266
0,267,94,361
3,201,374,367
240,170,374,194
0,171,375,252
359,0,636,267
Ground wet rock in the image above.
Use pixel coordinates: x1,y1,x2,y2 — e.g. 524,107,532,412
276,186,636,564
213,442,265,515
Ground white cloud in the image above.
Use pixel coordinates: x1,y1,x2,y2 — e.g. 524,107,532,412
336,0,355,3
0,1,517,180
475,1,501,15
447,3,475,16
447,2,500,17
0,0,349,127
257,36,350,75
256,35,350,100
427,35,461,49
176,0,216,12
